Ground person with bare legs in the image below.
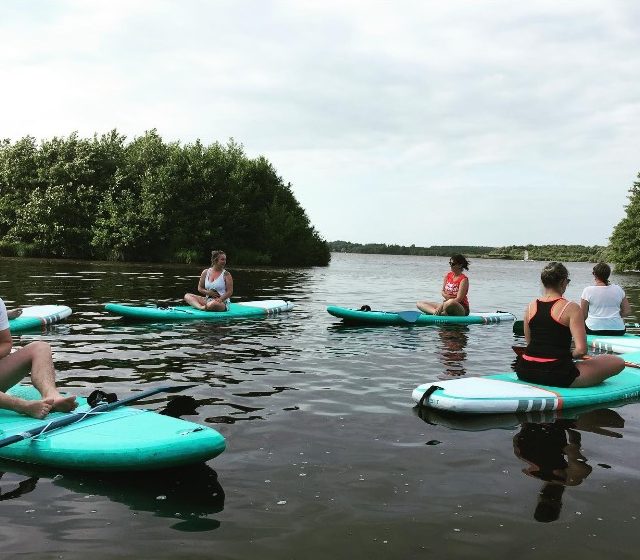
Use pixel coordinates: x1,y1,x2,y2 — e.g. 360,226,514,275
515,262,624,388
184,250,234,312
417,254,470,316
0,298,76,419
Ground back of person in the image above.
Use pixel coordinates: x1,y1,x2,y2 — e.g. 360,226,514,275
526,299,572,359
581,284,625,332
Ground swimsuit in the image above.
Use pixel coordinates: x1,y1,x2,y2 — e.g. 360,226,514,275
515,298,580,388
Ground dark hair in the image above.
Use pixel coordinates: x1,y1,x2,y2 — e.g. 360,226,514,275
592,262,611,284
540,262,569,289
210,250,226,264
450,254,470,271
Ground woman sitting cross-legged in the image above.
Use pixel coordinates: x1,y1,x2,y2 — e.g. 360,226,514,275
515,262,624,388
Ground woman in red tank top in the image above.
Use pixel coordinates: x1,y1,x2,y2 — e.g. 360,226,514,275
417,254,470,316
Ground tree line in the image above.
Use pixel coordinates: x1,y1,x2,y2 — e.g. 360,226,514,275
0,131,330,267
329,241,610,262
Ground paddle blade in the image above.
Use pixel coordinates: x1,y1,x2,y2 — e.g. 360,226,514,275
513,320,524,335
396,311,423,323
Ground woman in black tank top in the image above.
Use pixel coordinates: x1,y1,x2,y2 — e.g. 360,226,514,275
515,262,624,388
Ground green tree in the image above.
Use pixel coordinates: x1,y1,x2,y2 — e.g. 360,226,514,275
610,172,640,271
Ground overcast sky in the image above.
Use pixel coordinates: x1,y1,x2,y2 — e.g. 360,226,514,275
1,1,639,247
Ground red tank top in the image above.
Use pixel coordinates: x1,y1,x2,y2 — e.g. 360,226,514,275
443,271,469,309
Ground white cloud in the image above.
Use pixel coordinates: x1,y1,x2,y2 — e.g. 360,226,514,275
0,0,638,246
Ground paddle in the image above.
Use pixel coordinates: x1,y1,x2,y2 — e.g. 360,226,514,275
0,384,196,449
514,320,640,336
511,345,640,369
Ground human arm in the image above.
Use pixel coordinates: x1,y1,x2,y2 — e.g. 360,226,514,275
196,270,220,298
0,328,12,360
621,297,631,317
523,305,531,345
567,303,587,358
580,299,589,320
214,272,233,302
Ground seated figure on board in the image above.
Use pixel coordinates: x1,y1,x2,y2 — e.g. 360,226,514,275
184,250,234,312
580,262,631,336
515,262,624,388
416,254,470,316
0,298,76,419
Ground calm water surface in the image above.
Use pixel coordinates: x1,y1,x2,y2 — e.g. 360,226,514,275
1,253,640,559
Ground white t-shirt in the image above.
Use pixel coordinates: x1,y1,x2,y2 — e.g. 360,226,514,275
0,298,9,331
580,284,626,331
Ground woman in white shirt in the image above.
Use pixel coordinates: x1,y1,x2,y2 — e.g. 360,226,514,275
580,262,631,336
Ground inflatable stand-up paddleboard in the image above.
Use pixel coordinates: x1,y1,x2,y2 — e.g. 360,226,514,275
0,386,226,471
414,399,634,432
513,319,640,354
8,305,72,333
327,305,515,326
412,350,640,414
105,300,294,322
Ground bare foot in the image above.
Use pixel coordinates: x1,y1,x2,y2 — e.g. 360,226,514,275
17,398,55,419
51,395,77,413
7,309,22,320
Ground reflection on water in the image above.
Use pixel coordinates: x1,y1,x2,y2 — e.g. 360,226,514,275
436,326,469,378
513,408,624,522
0,461,225,532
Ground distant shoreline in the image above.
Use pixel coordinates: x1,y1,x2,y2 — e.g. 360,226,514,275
328,241,608,263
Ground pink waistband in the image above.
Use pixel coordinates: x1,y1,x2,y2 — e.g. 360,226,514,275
522,354,558,363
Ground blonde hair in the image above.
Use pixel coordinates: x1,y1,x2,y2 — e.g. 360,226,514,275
210,250,226,265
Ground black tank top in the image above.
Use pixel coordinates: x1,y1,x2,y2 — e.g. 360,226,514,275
526,299,572,359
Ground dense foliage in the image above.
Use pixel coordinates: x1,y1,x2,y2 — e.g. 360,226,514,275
0,131,330,266
609,172,640,271
329,241,608,262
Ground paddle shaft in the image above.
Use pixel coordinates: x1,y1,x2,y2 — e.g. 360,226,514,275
0,384,196,449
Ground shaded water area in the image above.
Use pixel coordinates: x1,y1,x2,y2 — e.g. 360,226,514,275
1,253,640,559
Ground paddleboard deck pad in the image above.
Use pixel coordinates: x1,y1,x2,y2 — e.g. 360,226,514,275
586,333,640,354
8,305,72,333
105,300,294,321
412,351,640,414
0,386,226,471
327,305,515,326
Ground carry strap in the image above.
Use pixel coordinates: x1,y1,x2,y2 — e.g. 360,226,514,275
417,385,443,407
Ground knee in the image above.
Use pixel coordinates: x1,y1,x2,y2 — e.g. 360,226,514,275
25,340,52,357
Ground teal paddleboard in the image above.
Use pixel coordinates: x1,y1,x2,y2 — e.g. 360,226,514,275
327,305,515,326
8,305,72,333
105,300,294,322
0,386,226,471
412,350,640,414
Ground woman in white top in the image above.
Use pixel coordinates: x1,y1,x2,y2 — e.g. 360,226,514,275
184,250,234,312
580,262,631,336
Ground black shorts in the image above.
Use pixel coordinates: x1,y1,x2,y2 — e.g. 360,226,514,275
515,356,580,388
586,326,626,336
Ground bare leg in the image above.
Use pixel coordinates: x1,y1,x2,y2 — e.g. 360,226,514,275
571,355,625,388
184,293,207,310
7,309,22,320
442,300,466,316
0,341,76,417
204,300,228,312
416,301,439,314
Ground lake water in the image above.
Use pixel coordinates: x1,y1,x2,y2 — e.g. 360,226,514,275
1,253,640,559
